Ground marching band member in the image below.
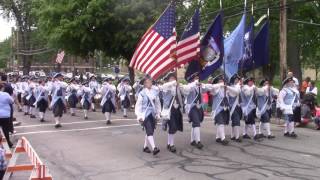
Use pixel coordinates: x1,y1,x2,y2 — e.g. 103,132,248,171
78,81,92,119
229,74,242,142
66,78,79,116
100,76,116,125
181,73,206,149
133,79,143,100
241,77,260,140
117,77,132,118
135,76,161,155
21,76,30,115
34,79,49,122
205,75,239,145
256,79,278,139
14,77,23,112
26,77,37,118
159,72,183,153
50,73,68,128
278,77,299,138
89,75,99,112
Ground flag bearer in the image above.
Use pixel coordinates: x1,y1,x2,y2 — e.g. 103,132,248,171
159,72,183,153
256,79,279,139
228,74,242,142
241,77,260,140
181,73,207,149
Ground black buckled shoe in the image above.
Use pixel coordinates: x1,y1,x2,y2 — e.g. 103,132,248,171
284,132,290,137
290,132,297,138
190,141,197,146
221,139,229,146
168,145,176,153
55,124,62,128
106,120,111,125
253,135,262,141
258,133,266,138
40,119,45,122
235,138,242,143
143,147,151,153
267,135,275,139
230,137,236,141
153,147,160,155
196,142,204,149
216,138,222,143
243,134,251,139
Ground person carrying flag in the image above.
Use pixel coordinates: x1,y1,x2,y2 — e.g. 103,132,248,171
159,72,183,153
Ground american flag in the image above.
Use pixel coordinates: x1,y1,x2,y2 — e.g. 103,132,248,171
129,2,176,80
176,9,200,67
56,51,65,64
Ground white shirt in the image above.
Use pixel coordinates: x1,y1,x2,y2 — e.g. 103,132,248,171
306,86,318,96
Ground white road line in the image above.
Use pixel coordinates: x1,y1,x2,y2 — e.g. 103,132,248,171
14,120,213,136
15,117,213,129
15,118,136,128
14,123,141,136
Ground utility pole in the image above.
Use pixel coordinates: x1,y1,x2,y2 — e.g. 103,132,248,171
279,0,287,81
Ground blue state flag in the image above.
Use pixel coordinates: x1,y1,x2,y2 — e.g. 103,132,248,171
253,20,270,68
223,13,246,79
239,15,254,72
198,13,224,81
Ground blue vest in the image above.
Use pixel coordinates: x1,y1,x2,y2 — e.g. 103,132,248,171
139,89,158,118
212,89,225,116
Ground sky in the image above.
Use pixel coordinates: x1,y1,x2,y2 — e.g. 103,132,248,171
0,13,15,42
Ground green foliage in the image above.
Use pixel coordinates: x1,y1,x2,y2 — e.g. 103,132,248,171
0,38,11,68
34,0,170,60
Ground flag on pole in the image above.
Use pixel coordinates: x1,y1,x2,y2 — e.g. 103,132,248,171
253,20,270,68
55,51,65,64
176,9,200,67
223,13,246,79
129,2,176,80
240,15,254,73
199,12,224,80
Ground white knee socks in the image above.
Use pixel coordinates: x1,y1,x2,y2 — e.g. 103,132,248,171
123,108,127,116
84,110,88,117
55,117,60,125
193,127,200,143
168,134,174,146
104,112,111,121
147,136,156,150
217,125,225,140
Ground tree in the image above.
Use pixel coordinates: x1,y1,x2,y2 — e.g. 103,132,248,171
0,38,11,68
0,0,35,74
33,0,170,81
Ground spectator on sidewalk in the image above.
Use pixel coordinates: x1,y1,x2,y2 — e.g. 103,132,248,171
314,106,320,130
0,134,7,179
306,81,318,96
301,77,311,98
0,83,14,148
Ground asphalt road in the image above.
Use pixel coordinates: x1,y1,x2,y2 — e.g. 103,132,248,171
8,109,320,180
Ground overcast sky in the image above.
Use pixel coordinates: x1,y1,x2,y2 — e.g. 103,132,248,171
0,13,15,42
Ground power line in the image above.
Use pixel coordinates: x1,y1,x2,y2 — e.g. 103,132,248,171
288,18,320,26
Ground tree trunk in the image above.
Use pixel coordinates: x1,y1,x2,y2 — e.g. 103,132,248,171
128,66,135,86
287,38,302,84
